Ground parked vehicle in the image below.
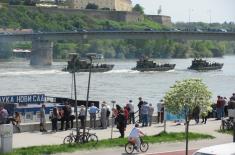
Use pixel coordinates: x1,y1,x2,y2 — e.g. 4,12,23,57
193,143,235,155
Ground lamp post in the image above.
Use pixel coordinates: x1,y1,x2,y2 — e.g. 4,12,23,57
83,53,96,140
184,105,190,155
70,53,79,140
110,100,116,140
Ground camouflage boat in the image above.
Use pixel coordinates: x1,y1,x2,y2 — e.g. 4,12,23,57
63,58,114,72
188,58,223,71
132,57,176,72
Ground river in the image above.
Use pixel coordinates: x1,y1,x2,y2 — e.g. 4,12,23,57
0,56,235,107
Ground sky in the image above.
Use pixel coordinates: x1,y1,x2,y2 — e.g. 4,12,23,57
132,0,235,23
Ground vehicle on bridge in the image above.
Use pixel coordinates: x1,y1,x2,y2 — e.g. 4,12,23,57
63,57,114,72
188,58,223,71
132,57,176,72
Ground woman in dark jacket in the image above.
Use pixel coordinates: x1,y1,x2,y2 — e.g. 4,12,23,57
116,109,126,138
50,107,58,132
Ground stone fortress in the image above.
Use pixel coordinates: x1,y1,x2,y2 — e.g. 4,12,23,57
68,0,132,11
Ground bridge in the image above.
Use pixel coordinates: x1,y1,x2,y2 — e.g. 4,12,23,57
1,31,235,65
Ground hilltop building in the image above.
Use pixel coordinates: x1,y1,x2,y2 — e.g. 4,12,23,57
68,0,132,11
146,15,172,26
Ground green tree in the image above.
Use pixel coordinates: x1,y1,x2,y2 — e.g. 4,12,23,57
132,4,144,14
86,3,98,9
164,79,212,155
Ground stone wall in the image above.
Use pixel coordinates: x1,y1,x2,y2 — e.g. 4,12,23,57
13,115,158,133
22,6,144,23
146,15,172,26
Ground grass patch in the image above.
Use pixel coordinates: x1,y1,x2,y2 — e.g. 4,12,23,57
217,129,233,135
4,132,214,155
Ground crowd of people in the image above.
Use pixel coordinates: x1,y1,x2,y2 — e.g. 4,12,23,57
0,97,162,136
191,93,235,124
2,93,234,136
39,102,76,132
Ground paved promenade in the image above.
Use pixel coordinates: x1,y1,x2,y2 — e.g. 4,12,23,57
12,119,232,154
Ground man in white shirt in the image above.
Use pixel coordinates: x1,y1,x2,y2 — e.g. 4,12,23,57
128,123,145,152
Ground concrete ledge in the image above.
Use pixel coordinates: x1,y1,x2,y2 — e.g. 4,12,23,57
14,115,158,133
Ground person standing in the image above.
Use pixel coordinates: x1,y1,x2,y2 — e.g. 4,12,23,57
59,108,64,130
221,97,226,118
224,97,228,117
201,111,208,124
192,106,200,124
0,105,9,124
106,103,111,127
157,100,163,123
127,100,135,124
138,97,144,123
89,103,99,129
100,102,107,129
64,103,72,130
148,103,154,126
50,107,58,132
216,96,222,120
79,105,86,128
40,104,47,132
116,109,126,138
124,106,129,125
70,104,75,129
141,102,149,127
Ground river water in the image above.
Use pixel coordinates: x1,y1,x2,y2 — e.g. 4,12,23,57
0,56,235,107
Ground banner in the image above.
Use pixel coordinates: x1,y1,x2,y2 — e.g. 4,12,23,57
0,94,45,104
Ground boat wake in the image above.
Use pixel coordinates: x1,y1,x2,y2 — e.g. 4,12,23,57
0,70,67,76
104,69,139,74
166,69,175,72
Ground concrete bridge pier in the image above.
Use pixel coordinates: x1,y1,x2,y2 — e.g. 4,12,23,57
30,40,53,66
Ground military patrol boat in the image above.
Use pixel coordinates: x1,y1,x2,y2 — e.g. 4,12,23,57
63,54,114,72
188,58,223,71
132,57,176,72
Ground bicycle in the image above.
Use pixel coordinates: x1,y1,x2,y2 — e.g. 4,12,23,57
81,128,98,145
63,128,98,145
220,118,233,130
125,136,149,154
63,129,88,144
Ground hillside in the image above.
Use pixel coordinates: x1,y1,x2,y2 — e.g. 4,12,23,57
0,5,234,59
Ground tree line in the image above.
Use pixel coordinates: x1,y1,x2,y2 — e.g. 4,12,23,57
0,5,234,59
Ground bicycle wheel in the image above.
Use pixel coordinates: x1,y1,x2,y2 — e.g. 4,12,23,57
76,135,88,144
125,142,134,154
140,141,149,152
88,134,98,145
63,136,73,144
